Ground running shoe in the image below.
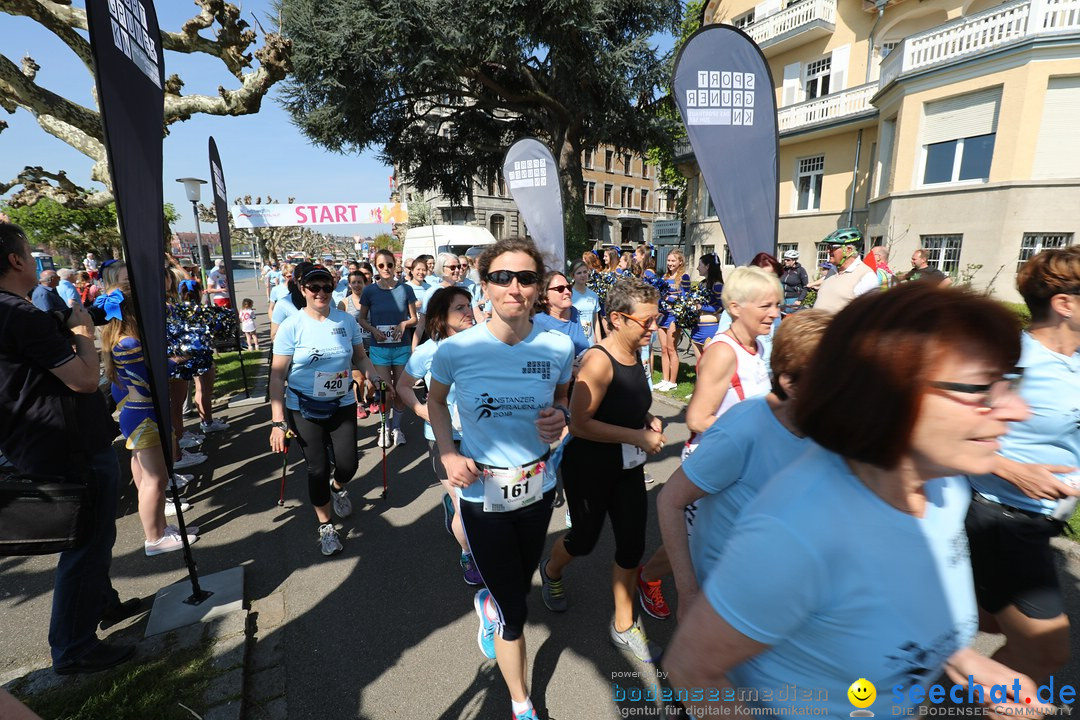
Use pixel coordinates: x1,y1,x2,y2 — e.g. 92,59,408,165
330,482,353,519
145,528,198,556
368,402,380,415
610,618,662,663
513,708,540,720
644,472,655,485
164,500,192,517
442,493,456,535
564,510,572,528
461,552,482,586
174,450,207,470
170,473,193,490
376,426,391,448
473,589,496,659
392,428,406,446
356,405,369,420
200,418,229,434
179,432,204,449
636,567,671,620
540,559,568,612
318,523,343,556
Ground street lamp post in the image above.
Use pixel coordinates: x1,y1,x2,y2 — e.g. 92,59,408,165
176,177,208,291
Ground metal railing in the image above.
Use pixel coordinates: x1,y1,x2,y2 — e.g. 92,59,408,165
778,82,879,132
745,0,836,46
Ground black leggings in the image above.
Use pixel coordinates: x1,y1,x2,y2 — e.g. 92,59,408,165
286,405,359,508
561,449,647,570
460,489,556,641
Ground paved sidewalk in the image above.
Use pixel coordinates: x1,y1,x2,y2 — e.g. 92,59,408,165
2,274,1079,718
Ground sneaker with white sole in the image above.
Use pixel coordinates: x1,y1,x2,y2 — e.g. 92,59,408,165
145,528,198,556
473,589,496,659
199,419,229,434
392,428,406,446
330,482,353,518
174,450,207,470
610,617,662,663
318,523,343,556
376,426,391,448
540,559,568,612
164,500,191,516
170,473,193,490
179,432,204,449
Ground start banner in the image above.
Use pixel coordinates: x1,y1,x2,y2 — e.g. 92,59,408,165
231,202,408,229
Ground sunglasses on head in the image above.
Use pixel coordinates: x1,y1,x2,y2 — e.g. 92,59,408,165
304,283,334,294
485,269,540,287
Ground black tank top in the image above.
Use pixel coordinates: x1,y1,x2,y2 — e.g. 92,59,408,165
566,345,652,463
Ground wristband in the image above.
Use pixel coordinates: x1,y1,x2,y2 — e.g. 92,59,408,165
552,405,570,424
272,421,288,431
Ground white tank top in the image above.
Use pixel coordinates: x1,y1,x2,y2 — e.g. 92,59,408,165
682,331,770,459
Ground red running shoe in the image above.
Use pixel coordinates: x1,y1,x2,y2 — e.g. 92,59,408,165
637,566,670,620
356,405,369,419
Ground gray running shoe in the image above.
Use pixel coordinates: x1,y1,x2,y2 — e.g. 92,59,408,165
540,559,568,612
318,523,343,556
330,482,353,518
610,618,662,663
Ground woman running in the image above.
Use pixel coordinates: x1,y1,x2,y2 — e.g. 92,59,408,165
690,253,724,355
338,270,373,419
570,260,602,345
655,250,691,391
99,262,198,555
539,277,666,663
358,249,417,447
427,237,571,720
396,286,480,585
534,270,592,357
269,265,379,556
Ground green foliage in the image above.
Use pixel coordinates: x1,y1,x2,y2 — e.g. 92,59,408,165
280,0,682,258
373,232,400,252
2,199,119,261
407,200,432,228
1000,301,1031,327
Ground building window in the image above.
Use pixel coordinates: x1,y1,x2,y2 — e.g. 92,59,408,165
731,9,755,29
640,189,649,212
583,149,594,169
623,154,633,176
805,57,831,100
585,181,596,205
796,155,824,211
816,244,830,269
920,234,963,274
880,41,900,59
642,161,650,179
1017,233,1073,272
778,242,798,259
621,186,635,209
706,194,717,219
922,134,995,185
604,183,614,207
490,214,505,240
604,150,614,173
723,245,735,265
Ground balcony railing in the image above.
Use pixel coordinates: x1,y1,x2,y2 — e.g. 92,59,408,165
880,0,1080,86
778,82,879,132
673,140,694,163
585,202,606,216
745,0,836,51
618,208,642,220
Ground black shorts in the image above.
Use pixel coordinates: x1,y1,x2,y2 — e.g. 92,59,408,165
965,495,1066,620
427,439,460,481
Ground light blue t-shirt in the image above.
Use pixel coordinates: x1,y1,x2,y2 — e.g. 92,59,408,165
331,277,350,305
533,308,591,357
266,269,283,288
273,308,363,411
269,283,291,304
706,444,977,716
682,397,810,579
271,296,298,325
420,282,478,314
969,331,1080,514
405,338,460,442
57,279,78,305
571,287,600,336
360,282,416,348
429,322,574,502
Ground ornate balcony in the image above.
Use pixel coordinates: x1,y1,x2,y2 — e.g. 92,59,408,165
880,0,1080,87
585,203,607,216
778,82,879,133
745,0,836,56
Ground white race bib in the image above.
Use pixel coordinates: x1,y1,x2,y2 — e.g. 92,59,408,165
313,370,349,398
376,324,399,343
482,460,546,512
621,443,646,470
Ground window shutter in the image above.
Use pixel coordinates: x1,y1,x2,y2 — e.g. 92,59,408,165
783,62,801,106
922,87,1002,145
830,44,850,92
1032,76,1080,180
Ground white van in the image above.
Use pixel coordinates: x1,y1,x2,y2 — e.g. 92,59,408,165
402,225,497,263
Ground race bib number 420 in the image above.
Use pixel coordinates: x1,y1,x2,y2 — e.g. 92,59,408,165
313,370,349,398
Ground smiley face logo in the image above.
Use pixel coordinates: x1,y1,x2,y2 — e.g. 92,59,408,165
848,678,876,713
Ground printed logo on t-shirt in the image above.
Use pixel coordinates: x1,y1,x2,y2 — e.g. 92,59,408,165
331,327,346,337
475,392,539,420
886,627,970,685
521,360,551,380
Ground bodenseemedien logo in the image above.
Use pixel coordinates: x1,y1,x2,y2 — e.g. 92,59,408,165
849,679,877,717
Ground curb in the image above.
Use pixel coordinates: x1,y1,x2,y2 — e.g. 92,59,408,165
650,389,687,411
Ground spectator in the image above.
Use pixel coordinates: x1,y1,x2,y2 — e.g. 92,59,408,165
0,222,139,674
56,268,79,307
74,270,99,306
906,248,952,286
206,259,231,307
871,245,897,290
31,270,66,313
813,234,877,313
83,251,99,281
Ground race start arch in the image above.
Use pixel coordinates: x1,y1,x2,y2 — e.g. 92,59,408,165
230,201,408,228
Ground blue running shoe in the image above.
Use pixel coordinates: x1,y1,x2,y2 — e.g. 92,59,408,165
442,493,455,536
461,552,482,586
473,589,496,659
512,708,540,720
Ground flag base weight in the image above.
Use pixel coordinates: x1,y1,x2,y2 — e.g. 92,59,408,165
144,566,244,637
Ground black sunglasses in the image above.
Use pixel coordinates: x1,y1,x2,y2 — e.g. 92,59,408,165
304,283,334,294
485,269,540,287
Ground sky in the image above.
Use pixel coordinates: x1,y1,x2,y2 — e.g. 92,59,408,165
0,1,678,238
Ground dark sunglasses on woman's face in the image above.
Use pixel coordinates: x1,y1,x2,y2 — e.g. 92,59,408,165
376,262,394,269
304,284,334,294
547,284,572,294
485,269,540,287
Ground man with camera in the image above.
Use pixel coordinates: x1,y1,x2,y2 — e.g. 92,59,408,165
0,222,138,675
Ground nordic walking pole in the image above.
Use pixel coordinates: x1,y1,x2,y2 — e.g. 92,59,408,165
378,380,388,498
277,429,292,506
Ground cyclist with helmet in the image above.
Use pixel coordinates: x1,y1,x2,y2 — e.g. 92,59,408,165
813,229,877,313
780,250,809,310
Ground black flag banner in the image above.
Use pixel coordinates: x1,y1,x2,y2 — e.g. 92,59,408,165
209,137,235,308
672,26,779,266
85,0,171,461
503,138,565,270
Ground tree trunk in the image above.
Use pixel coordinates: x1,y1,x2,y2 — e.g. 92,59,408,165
555,131,589,265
